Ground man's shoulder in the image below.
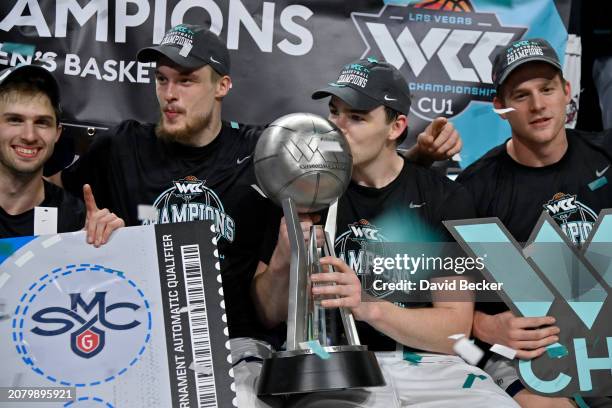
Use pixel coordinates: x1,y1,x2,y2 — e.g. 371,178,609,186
105,120,156,143
568,128,612,153
456,142,507,185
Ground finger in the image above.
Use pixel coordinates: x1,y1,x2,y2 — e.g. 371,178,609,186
312,283,353,297
513,335,559,351
417,131,435,150
82,184,99,215
511,326,560,341
433,132,459,155
446,136,462,157
95,212,116,246
86,209,106,245
319,256,352,273
512,316,556,329
430,117,448,138
516,347,547,360
311,271,354,284
320,297,359,309
100,217,124,245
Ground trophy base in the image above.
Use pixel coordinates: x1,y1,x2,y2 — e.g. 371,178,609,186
257,345,385,396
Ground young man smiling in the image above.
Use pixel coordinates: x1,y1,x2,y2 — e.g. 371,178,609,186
254,58,519,407
0,63,123,243
458,38,612,407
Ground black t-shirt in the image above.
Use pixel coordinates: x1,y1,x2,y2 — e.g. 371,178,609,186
61,120,281,342
334,157,477,350
457,129,612,318
0,180,85,239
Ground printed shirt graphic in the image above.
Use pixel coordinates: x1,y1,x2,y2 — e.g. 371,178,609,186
543,192,598,246
144,175,235,243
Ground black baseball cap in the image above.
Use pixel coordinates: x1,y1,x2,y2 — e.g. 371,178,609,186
312,58,411,115
137,24,230,76
492,38,562,89
0,62,60,112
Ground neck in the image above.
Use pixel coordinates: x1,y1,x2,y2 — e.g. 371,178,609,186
0,168,45,215
352,149,404,189
187,106,223,147
507,129,568,167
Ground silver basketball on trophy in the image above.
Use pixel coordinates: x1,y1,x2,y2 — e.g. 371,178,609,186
254,113,352,213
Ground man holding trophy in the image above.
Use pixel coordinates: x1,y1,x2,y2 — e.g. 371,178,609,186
253,59,519,407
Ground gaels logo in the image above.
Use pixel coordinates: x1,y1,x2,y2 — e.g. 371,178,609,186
351,1,527,120
31,292,141,359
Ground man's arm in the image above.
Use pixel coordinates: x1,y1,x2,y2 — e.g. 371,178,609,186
313,258,473,355
251,215,322,328
402,117,462,166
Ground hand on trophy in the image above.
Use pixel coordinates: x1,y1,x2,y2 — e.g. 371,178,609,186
311,256,362,312
269,214,324,271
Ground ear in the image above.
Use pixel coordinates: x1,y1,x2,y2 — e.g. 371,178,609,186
493,96,508,120
215,75,232,98
563,80,571,104
388,114,408,142
54,124,63,144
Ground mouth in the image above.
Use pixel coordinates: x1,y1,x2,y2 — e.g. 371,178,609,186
163,108,183,121
529,117,552,127
13,145,40,159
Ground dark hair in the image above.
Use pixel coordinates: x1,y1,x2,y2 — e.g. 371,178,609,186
0,76,61,124
384,106,408,146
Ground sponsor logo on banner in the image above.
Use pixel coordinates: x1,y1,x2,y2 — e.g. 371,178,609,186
145,176,235,243
13,264,152,386
31,291,142,359
352,1,527,121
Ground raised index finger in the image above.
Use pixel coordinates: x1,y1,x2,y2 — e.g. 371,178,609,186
83,184,99,214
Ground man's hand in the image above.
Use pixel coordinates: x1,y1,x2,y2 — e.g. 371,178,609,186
403,117,462,166
268,214,323,270
473,310,560,359
416,117,462,162
83,184,125,247
311,256,362,314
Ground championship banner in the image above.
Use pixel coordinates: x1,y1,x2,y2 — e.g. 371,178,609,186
0,222,235,407
0,0,570,167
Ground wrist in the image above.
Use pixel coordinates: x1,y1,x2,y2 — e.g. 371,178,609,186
473,311,492,344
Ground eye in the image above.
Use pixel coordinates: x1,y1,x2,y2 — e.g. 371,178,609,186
350,114,364,122
155,74,167,84
35,119,53,128
5,115,23,124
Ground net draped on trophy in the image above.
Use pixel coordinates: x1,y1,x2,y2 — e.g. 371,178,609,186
253,113,385,395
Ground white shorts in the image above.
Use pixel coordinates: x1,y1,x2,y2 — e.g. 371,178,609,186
285,351,520,408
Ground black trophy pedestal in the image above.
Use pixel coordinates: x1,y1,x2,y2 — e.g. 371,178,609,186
257,345,385,396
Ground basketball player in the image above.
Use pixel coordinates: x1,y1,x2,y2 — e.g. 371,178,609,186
0,62,123,243
254,58,519,407
457,38,612,407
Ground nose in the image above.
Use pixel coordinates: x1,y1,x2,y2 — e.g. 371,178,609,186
21,122,37,143
529,92,545,112
160,81,178,103
329,114,347,136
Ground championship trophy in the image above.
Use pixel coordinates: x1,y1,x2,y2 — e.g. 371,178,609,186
253,113,385,395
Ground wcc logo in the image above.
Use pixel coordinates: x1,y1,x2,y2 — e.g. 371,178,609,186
445,210,612,397
31,292,141,358
351,1,526,120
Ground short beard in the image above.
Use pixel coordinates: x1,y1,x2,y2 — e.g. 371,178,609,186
155,112,211,144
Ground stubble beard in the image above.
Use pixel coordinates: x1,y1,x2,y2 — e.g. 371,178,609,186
156,111,212,144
